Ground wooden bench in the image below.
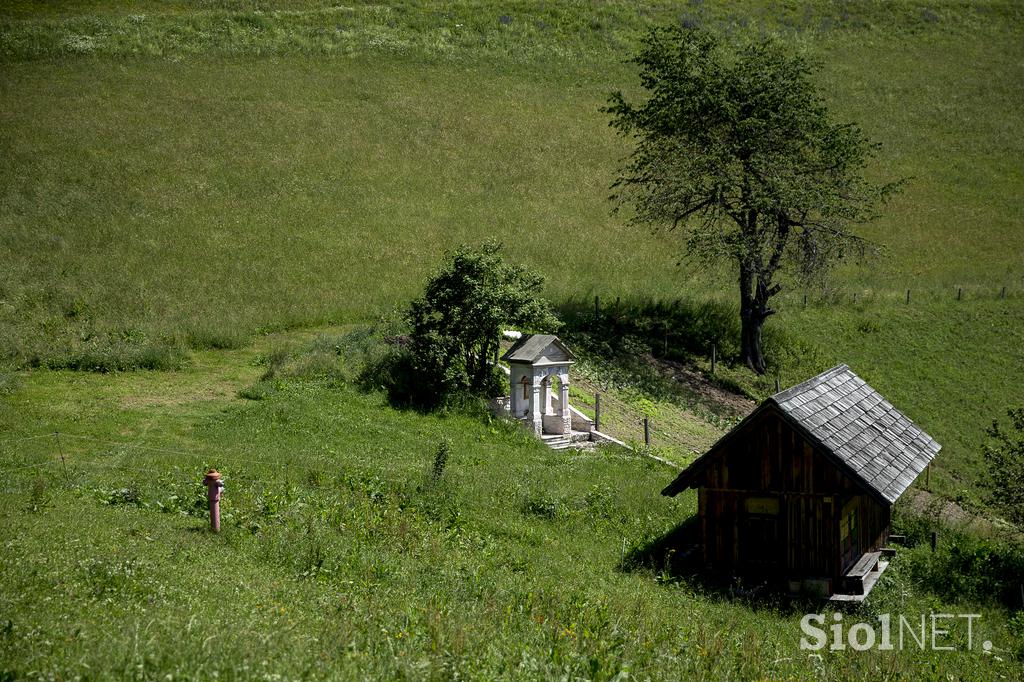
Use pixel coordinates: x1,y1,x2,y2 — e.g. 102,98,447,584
841,551,881,595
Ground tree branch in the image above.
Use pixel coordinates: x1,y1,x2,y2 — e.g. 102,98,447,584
671,198,716,229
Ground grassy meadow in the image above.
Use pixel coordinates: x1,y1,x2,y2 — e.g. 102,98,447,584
2,1,1022,499
1,334,1021,679
2,0,1024,678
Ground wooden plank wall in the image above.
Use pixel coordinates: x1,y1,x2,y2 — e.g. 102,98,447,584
786,494,832,575
695,408,890,580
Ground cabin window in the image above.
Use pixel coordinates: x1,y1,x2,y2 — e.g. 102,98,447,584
745,497,779,515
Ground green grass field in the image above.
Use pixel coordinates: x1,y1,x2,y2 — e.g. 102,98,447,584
2,1,1023,678
0,335,1021,679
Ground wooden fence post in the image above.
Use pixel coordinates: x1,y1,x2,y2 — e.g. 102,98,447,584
594,295,600,318
594,393,601,432
957,287,962,301
54,432,71,485
906,289,911,304
711,344,716,375
643,417,650,446
1001,286,1006,299
930,531,937,553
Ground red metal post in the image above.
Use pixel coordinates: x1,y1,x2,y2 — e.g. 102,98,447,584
203,469,224,533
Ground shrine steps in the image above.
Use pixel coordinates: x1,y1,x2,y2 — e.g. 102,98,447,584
541,430,595,451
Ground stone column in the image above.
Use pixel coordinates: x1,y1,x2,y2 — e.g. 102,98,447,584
559,372,571,435
531,373,543,435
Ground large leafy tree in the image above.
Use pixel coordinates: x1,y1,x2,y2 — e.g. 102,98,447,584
605,26,899,374
983,407,1024,526
407,241,559,401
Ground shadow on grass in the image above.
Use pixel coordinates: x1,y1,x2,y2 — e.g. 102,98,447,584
358,351,504,417
556,294,741,366
556,294,824,396
620,515,818,614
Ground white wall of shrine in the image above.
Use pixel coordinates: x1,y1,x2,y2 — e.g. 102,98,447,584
509,362,571,436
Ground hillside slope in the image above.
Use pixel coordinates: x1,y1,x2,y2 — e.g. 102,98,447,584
3,2,1023,508
0,334,1020,679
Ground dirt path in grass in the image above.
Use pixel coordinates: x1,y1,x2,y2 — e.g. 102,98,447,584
642,356,756,417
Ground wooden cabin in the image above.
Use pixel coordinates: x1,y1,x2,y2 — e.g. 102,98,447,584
662,364,940,600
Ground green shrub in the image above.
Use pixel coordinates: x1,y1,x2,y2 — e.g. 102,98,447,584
982,407,1024,526
406,241,559,408
357,342,427,407
899,528,1024,608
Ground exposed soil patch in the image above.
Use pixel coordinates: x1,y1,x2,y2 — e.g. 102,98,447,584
643,356,756,418
903,488,982,530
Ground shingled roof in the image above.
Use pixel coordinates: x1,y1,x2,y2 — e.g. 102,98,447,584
664,364,940,504
500,334,575,364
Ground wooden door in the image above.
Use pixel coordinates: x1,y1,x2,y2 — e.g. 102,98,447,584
741,496,782,574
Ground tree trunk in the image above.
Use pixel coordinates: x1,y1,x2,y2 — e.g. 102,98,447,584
738,264,770,375
470,337,497,394
469,343,486,393
740,307,767,375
